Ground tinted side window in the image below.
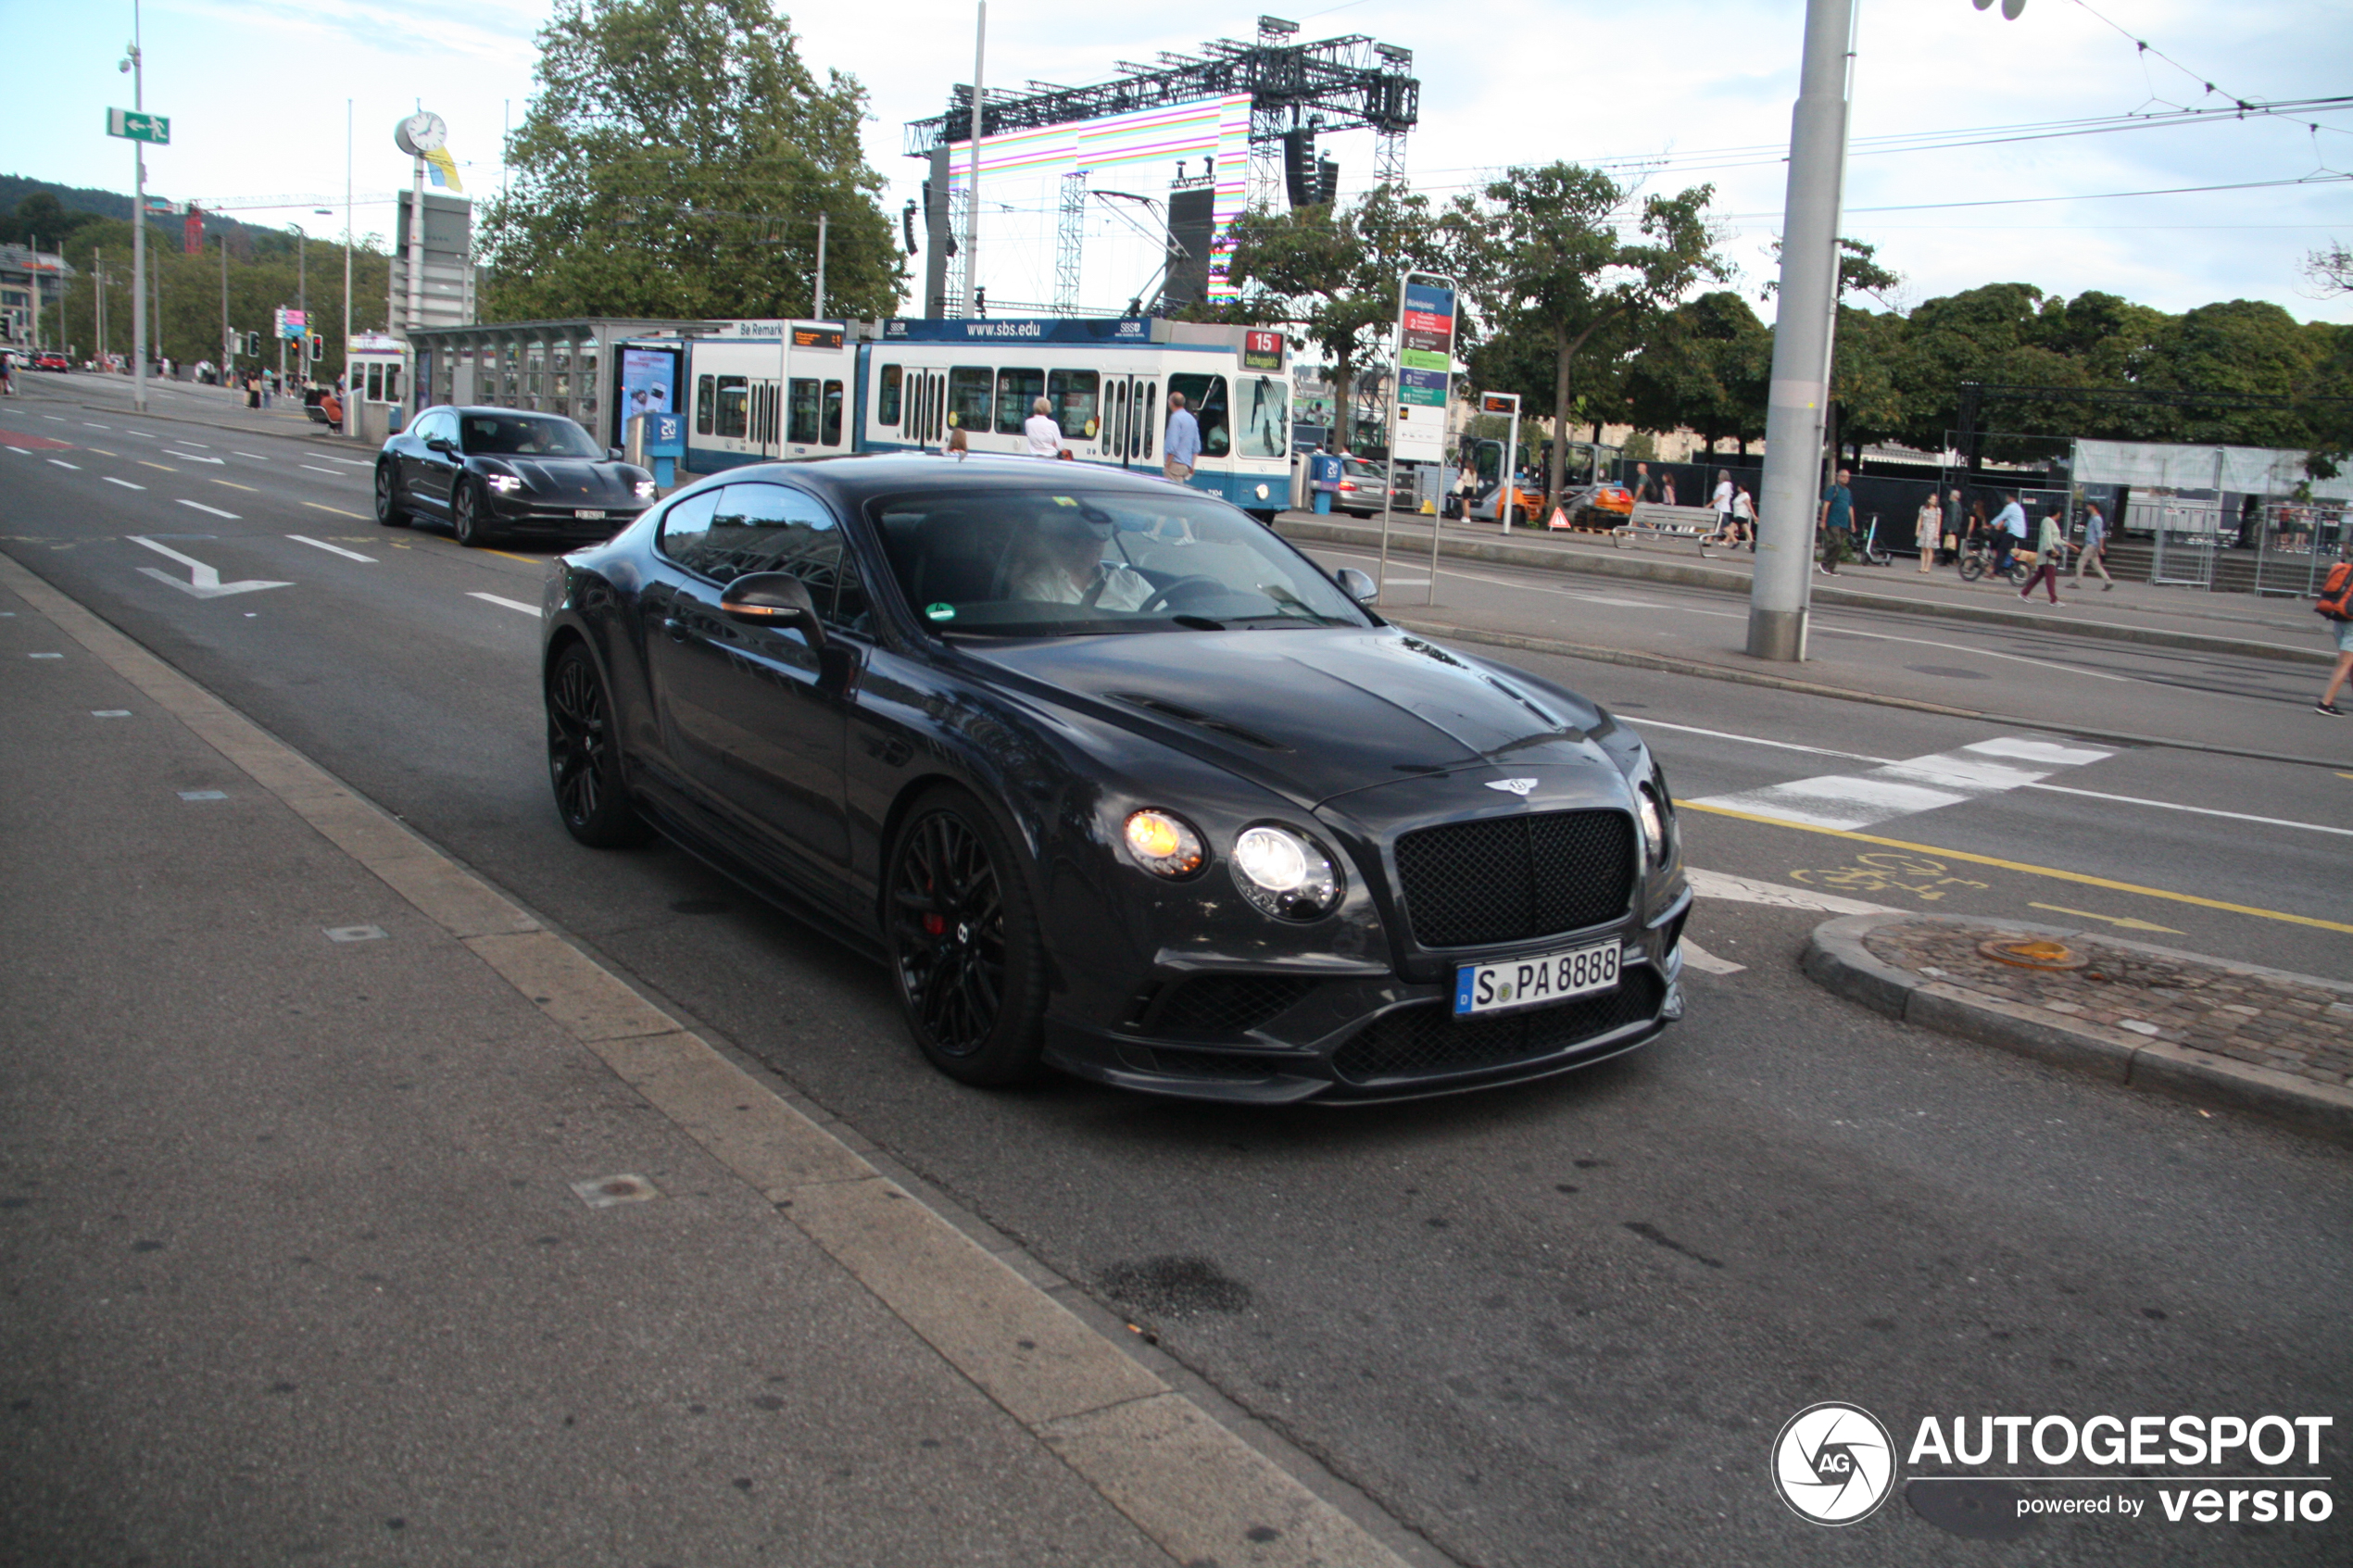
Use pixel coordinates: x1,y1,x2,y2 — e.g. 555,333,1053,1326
877,364,902,426
1168,373,1230,458
715,376,748,439
656,488,723,571
995,367,1044,434
1048,370,1098,439
822,380,843,446
787,378,820,445
696,374,714,436
692,484,848,613
948,367,993,433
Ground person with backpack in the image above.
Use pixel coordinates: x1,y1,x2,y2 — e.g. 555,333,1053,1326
2316,558,2353,716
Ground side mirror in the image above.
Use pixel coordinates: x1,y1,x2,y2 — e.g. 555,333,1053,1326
425,436,456,456
720,571,826,650
608,446,626,463
1334,566,1378,605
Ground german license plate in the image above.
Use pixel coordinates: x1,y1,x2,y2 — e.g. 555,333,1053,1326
1453,940,1620,1019
573,508,604,521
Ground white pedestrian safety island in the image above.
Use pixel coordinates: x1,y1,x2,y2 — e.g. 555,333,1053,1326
127,535,293,599
1689,737,2113,833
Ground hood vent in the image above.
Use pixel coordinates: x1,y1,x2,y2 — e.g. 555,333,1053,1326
1110,693,1290,752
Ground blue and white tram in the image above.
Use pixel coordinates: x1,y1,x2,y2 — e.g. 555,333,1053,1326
675,318,1292,520
855,320,1292,519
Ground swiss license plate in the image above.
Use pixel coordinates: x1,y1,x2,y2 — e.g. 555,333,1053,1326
1453,940,1620,1019
573,508,605,521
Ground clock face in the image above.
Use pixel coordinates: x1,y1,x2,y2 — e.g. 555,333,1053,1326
395,111,447,157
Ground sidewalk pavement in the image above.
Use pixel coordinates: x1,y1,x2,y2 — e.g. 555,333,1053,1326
1804,913,2353,1147
1275,510,2334,664
0,558,1417,1568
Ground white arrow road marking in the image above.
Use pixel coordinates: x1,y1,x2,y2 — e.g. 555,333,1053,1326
47,458,80,470
103,477,144,490
469,591,541,617
164,451,224,464
287,534,376,562
1687,737,2113,833
1679,940,1746,975
127,535,294,598
175,499,240,520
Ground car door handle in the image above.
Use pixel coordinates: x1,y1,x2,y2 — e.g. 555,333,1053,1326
661,617,688,643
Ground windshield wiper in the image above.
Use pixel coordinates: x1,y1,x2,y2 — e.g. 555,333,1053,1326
1171,614,1226,630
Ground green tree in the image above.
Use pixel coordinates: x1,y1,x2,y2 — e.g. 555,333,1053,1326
1,192,103,249
1453,163,1723,499
1620,290,1770,457
1222,183,1455,452
481,0,901,321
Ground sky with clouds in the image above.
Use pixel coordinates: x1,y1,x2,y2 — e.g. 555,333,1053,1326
19,0,2352,326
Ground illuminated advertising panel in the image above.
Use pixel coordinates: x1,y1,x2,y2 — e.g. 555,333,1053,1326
944,93,1252,302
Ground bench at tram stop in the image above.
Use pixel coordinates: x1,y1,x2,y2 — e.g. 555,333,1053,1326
1615,501,1729,552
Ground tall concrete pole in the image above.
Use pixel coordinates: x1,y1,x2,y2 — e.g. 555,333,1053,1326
813,211,828,320
343,99,355,435
962,1,984,318
129,1,147,411
1746,0,1855,663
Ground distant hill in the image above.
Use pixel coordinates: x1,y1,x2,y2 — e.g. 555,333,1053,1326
0,173,265,242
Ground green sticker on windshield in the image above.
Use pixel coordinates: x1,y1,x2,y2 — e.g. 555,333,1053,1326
1051,495,1077,507
925,602,957,621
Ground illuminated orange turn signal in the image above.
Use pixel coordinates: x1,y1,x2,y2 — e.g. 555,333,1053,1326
1124,809,1205,877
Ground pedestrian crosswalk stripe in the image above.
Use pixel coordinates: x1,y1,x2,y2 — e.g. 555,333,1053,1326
1686,736,2111,832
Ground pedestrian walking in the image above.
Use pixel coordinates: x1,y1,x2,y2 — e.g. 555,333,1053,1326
1818,466,1856,574
1731,484,1756,548
1711,469,1736,539
1024,395,1063,457
0,351,15,396
2074,500,2114,590
1989,493,2028,581
1914,493,1942,573
1633,462,1662,505
2314,559,2353,715
1941,487,1965,569
2019,507,2069,605
1164,391,1201,483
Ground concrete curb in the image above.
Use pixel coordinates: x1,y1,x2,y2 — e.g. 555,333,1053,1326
1275,515,2333,667
1390,618,2353,771
1802,912,2353,1148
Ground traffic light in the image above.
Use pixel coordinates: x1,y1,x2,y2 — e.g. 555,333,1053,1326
308,334,324,362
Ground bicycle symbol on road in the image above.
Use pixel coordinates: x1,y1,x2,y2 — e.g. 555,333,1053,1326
1791,852,1988,902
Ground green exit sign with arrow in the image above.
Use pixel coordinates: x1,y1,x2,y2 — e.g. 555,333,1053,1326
107,107,170,144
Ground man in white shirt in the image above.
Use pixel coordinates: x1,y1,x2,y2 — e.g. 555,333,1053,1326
1024,396,1063,458
1006,514,1152,610
1989,494,2029,579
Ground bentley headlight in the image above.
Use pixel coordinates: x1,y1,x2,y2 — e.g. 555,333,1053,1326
484,472,523,494
1637,781,1670,865
1125,809,1205,878
1231,824,1341,920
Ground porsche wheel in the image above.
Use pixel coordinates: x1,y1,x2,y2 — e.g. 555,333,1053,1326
452,480,497,548
375,464,409,527
886,787,1046,1086
545,644,649,848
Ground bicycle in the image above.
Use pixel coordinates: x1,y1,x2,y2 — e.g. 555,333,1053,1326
1956,535,2025,584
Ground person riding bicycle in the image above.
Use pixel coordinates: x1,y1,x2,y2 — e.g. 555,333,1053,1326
1988,493,2029,581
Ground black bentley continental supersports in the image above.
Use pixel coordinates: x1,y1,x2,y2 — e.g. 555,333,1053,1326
540,454,1689,1102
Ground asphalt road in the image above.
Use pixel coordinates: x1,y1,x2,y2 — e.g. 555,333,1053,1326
5,378,2348,1565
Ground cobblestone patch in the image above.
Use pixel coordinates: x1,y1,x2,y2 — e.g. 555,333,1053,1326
1863,922,2353,1092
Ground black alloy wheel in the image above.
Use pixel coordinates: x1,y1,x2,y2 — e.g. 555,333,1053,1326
452,479,496,548
545,645,650,848
886,787,1046,1085
374,463,409,527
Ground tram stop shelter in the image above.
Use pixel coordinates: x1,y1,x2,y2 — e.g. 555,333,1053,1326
403,320,703,451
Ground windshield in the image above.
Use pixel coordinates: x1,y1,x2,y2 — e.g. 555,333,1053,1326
872,488,1372,637
459,412,604,458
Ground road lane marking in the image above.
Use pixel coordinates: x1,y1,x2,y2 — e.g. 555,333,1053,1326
1687,866,1894,914
46,458,80,470
1642,717,2353,839
1679,940,1745,975
175,440,211,447
138,460,179,472
233,451,270,460
83,422,108,429
469,591,540,617
102,477,144,490
164,451,224,464
124,429,157,438
174,500,241,520
41,414,62,420
299,464,345,476
485,549,540,564
126,534,292,598
303,502,367,519
287,534,376,563
86,447,118,457
322,456,371,466
2027,903,2183,934
212,480,258,492
1689,737,2111,832
1680,802,2353,935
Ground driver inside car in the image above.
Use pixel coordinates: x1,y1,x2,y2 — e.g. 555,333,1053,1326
1005,509,1153,610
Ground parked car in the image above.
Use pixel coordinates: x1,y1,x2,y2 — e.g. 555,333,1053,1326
541,455,1689,1103
375,405,654,547
32,352,69,372
1334,457,1397,517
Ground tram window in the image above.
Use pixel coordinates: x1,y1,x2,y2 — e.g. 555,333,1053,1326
822,381,844,446
878,364,902,426
1239,376,1289,458
1140,382,1157,458
948,367,993,433
715,375,749,440
1048,370,1099,440
697,374,715,436
787,378,820,445
1168,374,1230,458
995,368,1044,434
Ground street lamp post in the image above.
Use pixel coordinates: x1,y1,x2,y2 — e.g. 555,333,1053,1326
120,2,147,411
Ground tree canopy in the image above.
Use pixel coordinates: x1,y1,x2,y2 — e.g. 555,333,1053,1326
480,0,902,321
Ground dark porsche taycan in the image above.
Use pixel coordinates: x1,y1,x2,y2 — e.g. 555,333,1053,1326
376,405,655,547
540,454,1689,1103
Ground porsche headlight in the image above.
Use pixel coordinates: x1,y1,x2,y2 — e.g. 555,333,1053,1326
1125,809,1205,878
635,480,658,498
1231,824,1341,920
484,472,523,494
